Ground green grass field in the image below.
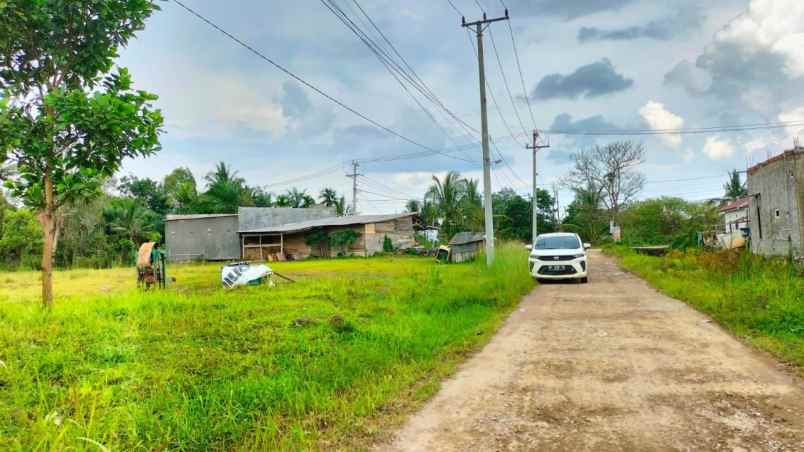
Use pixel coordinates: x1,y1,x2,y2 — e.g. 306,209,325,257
605,246,804,373
0,243,533,450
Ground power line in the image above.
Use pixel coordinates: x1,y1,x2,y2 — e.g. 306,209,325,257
487,28,529,137
500,1,537,128
262,164,344,188
359,174,418,199
349,0,480,139
171,0,473,165
547,121,804,136
645,174,726,184
319,0,476,163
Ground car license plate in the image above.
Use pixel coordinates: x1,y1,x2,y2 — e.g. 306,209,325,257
548,265,562,271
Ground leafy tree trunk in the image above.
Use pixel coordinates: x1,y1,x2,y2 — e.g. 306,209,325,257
39,173,56,308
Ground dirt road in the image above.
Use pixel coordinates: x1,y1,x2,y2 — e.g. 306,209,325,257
382,250,804,451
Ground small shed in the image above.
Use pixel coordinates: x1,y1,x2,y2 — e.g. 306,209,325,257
448,232,485,263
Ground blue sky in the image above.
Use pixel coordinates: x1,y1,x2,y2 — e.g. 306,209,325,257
117,0,804,213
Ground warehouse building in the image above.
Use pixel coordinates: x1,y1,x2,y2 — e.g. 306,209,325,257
165,207,417,262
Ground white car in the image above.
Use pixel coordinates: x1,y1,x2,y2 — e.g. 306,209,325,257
528,233,590,283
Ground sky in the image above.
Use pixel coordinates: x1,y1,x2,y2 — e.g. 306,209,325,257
117,0,804,214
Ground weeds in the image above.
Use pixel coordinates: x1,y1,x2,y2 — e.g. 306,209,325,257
0,243,533,450
605,246,804,372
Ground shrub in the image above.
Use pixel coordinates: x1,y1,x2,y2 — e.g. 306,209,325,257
383,234,394,252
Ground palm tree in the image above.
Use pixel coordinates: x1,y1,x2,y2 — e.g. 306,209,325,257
284,187,315,208
461,178,483,231
275,193,291,207
425,171,467,238
204,162,244,188
334,195,347,216
319,187,339,207
723,170,747,200
103,198,159,263
405,199,421,213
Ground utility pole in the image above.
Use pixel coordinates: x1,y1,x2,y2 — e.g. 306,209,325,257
526,130,549,245
462,9,508,266
347,160,362,215
553,184,560,231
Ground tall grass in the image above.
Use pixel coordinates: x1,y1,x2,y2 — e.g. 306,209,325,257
606,246,804,371
0,243,533,450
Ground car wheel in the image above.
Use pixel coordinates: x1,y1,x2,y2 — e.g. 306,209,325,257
580,277,589,284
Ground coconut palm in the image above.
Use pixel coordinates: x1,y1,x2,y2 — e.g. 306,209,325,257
425,171,468,238
405,199,421,213
461,178,483,231
319,187,339,207
723,170,747,200
204,162,244,188
284,187,315,208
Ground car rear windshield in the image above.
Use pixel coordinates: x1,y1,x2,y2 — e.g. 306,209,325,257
535,236,580,250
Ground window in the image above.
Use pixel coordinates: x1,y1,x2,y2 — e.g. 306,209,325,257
535,235,581,250
775,209,781,218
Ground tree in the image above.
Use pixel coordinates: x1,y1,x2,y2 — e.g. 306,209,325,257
564,141,645,223
0,0,163,307
405,199,421,213
561,188,608,243
723,170,747,200
284,187,315,208
333,195,347,216
319,187,339,207
103,197,159,264
425,171,467,238
164,167,197,212
461,178,483,231
0,209,42,268
619,197,719,248
319,187,346,214
493,189,530,241
119,176,169,214
249,187,273,207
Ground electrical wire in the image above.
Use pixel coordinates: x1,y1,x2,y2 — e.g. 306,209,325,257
319,0,477,164
546,121,804,136
171,0,474,165
498,0,537,128
487,27,529,137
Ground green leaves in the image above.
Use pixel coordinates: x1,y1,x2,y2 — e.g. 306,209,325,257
0,0,160,93
2,69,163,209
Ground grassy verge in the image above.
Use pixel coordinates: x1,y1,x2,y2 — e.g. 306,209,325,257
0,243,533,450
604,245,804,372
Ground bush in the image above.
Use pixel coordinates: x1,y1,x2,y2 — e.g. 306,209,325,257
383,234,394,252
618,197,718,248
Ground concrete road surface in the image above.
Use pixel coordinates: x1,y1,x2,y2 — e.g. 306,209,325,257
382,250,804,451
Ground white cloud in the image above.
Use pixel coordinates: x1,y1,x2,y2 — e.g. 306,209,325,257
639,101,684,147
779,106,804,142
715,0,804,77
703,136,735,160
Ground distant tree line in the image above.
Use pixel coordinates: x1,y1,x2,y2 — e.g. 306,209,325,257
0,161,350,269
404,171,557,243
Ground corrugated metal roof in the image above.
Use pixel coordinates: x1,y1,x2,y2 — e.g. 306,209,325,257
449,232,485,246
719,196,751,213
238,206,336,232
166,214,238,221
240,213,416,234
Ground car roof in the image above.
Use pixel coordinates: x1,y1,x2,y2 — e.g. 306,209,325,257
536,232,578,238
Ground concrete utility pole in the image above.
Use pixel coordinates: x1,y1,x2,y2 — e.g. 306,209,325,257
347,160,362,215
553,184,560,231
462,10,509,266
526,130,550,245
